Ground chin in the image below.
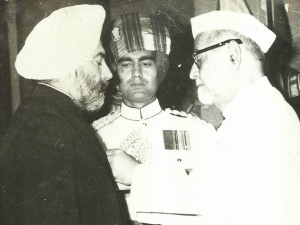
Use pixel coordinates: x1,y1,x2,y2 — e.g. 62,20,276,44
199,98,214,105
79,93,105,115
131,92,154,102
86,102,104,114
197,90,214,105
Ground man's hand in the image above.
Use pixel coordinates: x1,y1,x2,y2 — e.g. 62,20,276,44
106,149,139,186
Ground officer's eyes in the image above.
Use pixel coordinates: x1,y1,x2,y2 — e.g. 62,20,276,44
141,60,154,67
118,60,154,68
120,62,132,68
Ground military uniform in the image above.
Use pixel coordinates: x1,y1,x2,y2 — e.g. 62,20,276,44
93,99,216,220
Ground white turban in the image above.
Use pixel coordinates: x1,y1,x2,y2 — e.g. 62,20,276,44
15,4,105,80
191,11,276,53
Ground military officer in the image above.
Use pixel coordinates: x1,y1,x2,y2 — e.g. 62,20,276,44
92,12,216,222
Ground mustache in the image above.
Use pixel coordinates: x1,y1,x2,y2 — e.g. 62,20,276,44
100,81,109,91
127,78,148,86
87,81,108,93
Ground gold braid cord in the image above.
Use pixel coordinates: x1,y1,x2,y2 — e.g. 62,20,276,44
119,128,152,163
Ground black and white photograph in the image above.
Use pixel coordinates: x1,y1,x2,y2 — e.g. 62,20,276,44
0,0,300,224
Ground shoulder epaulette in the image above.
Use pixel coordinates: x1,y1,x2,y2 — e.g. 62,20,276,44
92,110,121,131
165,108,207,124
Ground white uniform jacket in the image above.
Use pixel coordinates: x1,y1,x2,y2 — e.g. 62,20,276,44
93,99,216,220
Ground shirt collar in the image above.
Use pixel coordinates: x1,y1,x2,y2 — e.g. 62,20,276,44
31,83,85,120
38,82,73,99
223,76,274,119
121,99,162,120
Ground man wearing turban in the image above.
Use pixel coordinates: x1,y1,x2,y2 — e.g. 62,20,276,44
92,12,216,222
0,5,126,225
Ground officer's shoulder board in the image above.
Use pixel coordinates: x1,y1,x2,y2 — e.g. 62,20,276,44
92,110,121,131
164,108,207,124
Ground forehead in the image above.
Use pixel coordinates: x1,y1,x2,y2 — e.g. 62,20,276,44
194,32,214,50
91,41,105,56
119,50,154,61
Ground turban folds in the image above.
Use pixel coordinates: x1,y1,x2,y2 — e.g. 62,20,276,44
108,13,171,83
15,4,106,80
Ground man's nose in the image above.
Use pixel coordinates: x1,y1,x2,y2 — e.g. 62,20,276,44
101,61,113,80
132,63,142,78
189,63,199,80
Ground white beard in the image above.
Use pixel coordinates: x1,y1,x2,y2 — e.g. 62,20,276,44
74,68,107,114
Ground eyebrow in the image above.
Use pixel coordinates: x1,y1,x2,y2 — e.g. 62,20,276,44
94,52,105,58
118,55,155,62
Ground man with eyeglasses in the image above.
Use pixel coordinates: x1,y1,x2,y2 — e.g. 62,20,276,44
187,10,300,224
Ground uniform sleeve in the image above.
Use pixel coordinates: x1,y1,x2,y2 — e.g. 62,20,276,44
2,114,80,224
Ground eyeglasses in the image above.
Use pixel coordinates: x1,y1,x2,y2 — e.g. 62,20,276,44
192,39,243,68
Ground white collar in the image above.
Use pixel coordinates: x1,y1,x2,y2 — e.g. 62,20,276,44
121,99,162,121
38,82,73,99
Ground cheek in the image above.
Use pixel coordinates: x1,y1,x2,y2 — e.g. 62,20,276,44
117,73,129,88
145,69,158,89
116,68,130,81
200,63,224,89
82,62,100,77
199,70,214,90
142,65,157,77
148,66,157,75
116,75,130,93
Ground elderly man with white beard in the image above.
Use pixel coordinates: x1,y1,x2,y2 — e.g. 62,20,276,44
0,5,126,225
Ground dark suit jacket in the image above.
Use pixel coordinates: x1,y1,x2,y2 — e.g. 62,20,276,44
0,84,126,225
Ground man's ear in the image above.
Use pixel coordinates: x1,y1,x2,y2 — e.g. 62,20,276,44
228,40,241,69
